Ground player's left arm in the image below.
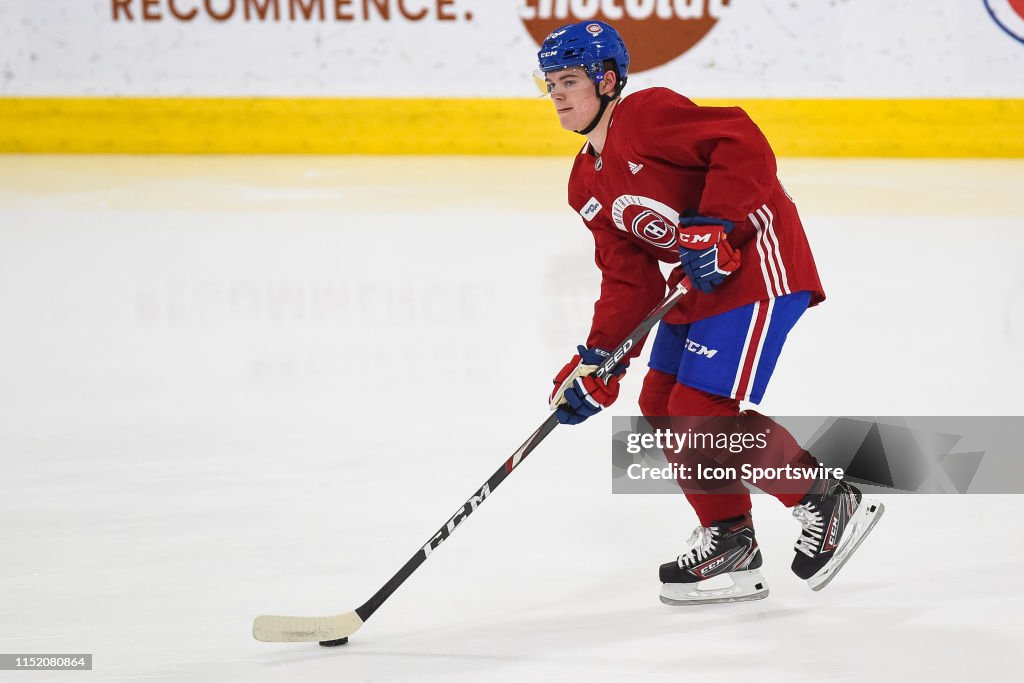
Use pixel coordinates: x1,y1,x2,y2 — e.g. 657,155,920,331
641,93,779,292
691,106,778,221
680,107,777,292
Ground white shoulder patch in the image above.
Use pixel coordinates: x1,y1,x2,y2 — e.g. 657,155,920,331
580,197,603,222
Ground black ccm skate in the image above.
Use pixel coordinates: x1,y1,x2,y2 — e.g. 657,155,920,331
791,476,885,590
659,514,769,605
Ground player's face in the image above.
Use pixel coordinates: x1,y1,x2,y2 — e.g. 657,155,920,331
543,68,601,131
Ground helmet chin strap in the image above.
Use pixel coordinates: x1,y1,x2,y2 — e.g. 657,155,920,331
574,85,616,136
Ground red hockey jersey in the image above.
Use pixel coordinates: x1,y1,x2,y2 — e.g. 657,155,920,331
567,87,825,352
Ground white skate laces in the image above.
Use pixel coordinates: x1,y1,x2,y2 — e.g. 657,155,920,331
792,503,824,558
677,526,719,567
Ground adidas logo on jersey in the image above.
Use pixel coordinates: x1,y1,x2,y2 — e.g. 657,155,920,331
628,161,644,175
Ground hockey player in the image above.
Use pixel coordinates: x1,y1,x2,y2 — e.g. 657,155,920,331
540,21,884,604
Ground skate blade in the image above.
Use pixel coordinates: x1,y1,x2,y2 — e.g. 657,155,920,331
808,499,885,591
660,569,770,606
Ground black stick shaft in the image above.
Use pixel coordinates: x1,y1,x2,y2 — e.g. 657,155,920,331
353,279,691,623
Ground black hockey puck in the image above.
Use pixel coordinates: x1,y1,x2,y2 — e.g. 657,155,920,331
319,637,349,647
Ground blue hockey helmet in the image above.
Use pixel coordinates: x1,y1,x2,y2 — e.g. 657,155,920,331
535,21,629,135
537,21,629,93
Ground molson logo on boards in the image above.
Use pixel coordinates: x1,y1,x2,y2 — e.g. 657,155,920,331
984,0,1024,45
520,0,731,72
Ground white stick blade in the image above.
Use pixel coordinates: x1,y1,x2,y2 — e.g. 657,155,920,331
252,610,363,642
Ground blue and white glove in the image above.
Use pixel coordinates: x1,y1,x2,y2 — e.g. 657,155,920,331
549,345,628,425
677,215,742,294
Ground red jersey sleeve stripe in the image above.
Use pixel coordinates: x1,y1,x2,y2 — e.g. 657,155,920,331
759,205,792,295
749,209,780,298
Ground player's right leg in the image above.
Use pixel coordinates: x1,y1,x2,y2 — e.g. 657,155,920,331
657,512,769,605
642,329,767,605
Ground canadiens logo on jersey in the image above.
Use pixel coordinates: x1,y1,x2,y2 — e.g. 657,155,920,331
611,195,680,249
984,0,1024,44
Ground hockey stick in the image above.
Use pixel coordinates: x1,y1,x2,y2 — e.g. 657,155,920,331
252,278,694,645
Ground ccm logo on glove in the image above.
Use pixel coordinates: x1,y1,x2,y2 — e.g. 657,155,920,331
677,214,741,294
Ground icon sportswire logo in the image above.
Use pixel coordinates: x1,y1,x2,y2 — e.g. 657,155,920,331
520,0,733,73
984,0,1024,45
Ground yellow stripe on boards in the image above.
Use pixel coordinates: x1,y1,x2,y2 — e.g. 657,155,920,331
1,98,1022,157
731,99,1024,158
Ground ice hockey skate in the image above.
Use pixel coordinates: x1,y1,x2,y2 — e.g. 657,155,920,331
791,476,885,591
659,514,769,606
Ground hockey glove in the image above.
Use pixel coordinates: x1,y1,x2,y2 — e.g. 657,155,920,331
677,215,741,294
549,345,627,425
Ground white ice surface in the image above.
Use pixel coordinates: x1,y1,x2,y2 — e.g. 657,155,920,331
1,156,1023,682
